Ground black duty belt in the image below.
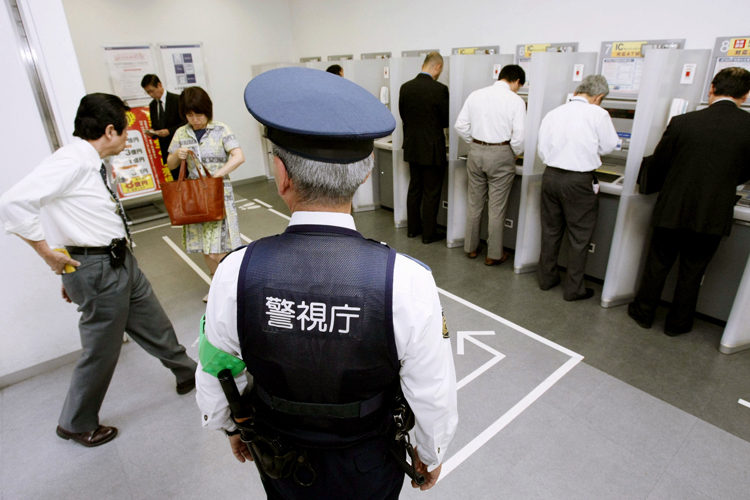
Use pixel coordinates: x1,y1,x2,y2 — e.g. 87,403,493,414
66,246,111,255
473,139,510,146
256,384,387,419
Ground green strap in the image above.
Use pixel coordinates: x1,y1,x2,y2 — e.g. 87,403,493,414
199,314,246,377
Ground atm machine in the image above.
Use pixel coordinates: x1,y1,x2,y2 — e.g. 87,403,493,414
669,36,750,354
387,50,450,228
512,50,599,274
600,45,713,312
445,47,514,248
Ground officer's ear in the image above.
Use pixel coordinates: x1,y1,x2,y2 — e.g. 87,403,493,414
272,156,292,195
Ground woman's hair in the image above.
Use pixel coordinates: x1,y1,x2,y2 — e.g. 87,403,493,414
179,86,213,121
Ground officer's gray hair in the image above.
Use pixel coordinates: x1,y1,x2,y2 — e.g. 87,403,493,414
575,75,610,98
272,145,374,206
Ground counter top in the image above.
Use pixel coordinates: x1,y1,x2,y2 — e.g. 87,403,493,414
374,136,393,151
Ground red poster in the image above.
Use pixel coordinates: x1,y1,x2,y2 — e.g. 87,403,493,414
109,106,173,200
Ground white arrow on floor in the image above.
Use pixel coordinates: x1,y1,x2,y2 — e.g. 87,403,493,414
456,331,505,390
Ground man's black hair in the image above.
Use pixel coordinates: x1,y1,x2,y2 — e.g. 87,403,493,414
498,64,526,86
140,74,161,88
712,67,750,99
326,64,343,76
73,93,130,140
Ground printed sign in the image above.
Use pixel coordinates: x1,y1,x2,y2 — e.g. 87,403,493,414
610,41,647,58
158,43,208,94
109,106,169,200
727,38,750,56
103,45,156,101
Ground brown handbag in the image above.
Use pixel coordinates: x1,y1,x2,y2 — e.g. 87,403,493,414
161,150,225,225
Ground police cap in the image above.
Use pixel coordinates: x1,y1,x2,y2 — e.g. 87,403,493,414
244,67,396,163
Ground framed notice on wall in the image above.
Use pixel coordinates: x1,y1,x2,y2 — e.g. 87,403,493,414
103,45,157,101
158,43,208,94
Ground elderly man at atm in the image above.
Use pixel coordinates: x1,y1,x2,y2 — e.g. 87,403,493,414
536,75,619,301
628,67,750,336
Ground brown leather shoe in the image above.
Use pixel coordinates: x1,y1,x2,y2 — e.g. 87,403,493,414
467,248,480,259
56,425,118,447
484,252,509,266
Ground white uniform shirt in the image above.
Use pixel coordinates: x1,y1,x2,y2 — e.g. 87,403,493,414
0,138,125,246
454,80,526,155
196,211,458,471
537,96,620,172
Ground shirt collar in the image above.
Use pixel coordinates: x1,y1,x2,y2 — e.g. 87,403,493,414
494,80,511,91
73,137,103,166
289,211,356,230
712,97,737,106
570,96,589,104
159,92,167,105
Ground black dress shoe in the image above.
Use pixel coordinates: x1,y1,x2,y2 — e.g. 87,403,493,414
176,376,196,395
407,230,422,238
56,425,118,447
627,303,653,329
539,277,561,291
564,288,595,301
664,326,692,337
422,232,446,244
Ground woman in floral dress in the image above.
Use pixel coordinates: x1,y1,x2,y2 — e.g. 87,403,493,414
166,87,244,301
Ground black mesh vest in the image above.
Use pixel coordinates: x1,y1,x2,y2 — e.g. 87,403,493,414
237,224,400,449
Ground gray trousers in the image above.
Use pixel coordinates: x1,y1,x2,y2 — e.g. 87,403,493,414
464,142,516,259
537,167,599,300
60,249,196,433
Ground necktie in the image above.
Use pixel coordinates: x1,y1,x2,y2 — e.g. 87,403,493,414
157,99,165,130
100,163,132,250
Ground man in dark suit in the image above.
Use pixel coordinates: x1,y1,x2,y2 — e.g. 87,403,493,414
141,74,186,180
629,67,750,336
399,52,449,244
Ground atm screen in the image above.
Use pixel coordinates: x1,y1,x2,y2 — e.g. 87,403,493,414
605,108,635,120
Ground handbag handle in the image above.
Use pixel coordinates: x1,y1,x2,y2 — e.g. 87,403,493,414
177,150,213,191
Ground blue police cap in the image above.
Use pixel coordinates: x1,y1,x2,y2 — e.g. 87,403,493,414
244,67,396,163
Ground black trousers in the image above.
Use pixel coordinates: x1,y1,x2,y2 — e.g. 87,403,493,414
537,167,598,300
261,437,404,500
631,227,722,332
407,163,445,238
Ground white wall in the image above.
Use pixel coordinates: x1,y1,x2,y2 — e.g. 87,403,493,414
0,0,85,386
62,0,296,182
287,0,746,62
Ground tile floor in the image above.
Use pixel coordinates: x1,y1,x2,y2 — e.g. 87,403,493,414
2,179,750,499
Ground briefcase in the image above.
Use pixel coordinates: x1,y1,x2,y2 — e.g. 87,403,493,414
637,155,665,195
161,150,225,225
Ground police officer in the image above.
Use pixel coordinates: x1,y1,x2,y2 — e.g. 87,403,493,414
195,67,458,499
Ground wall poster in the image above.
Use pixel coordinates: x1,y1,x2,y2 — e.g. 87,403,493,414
158,43,207,94
103,45,156,101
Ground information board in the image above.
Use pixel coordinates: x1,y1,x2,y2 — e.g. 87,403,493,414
452,46,500,55
103,45,156,101
598,39,684,100
109,106,169,200
158,43,207,94
702,36,750,104
515,42,578,93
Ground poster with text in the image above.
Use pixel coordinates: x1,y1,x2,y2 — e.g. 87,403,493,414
109,107,170,200
103,45,156,101
158,43,207,94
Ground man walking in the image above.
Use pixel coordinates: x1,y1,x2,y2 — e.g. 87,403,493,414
0,93,197,447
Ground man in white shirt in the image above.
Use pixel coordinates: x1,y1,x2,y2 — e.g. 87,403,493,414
196,68,458,499
455,65,526,265
0,94,197,447
536,75,619,301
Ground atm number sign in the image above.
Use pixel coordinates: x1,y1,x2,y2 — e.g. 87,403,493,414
727,38,750,56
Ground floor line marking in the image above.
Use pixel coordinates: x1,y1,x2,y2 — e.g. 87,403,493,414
739,399,750,409
161,236,212,285
269,209,291,221
457,355,504,390
437,287,583,360
240,234,253,244
131,222,173,234
253,198,272,208
439,356,582,481
234,198,248,203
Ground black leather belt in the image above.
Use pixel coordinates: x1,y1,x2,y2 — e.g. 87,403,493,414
473,139,510,146
66,246,110,255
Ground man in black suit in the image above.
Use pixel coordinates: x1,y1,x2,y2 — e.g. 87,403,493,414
141,74,186,180
399,52,449,244
629,67,750,336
